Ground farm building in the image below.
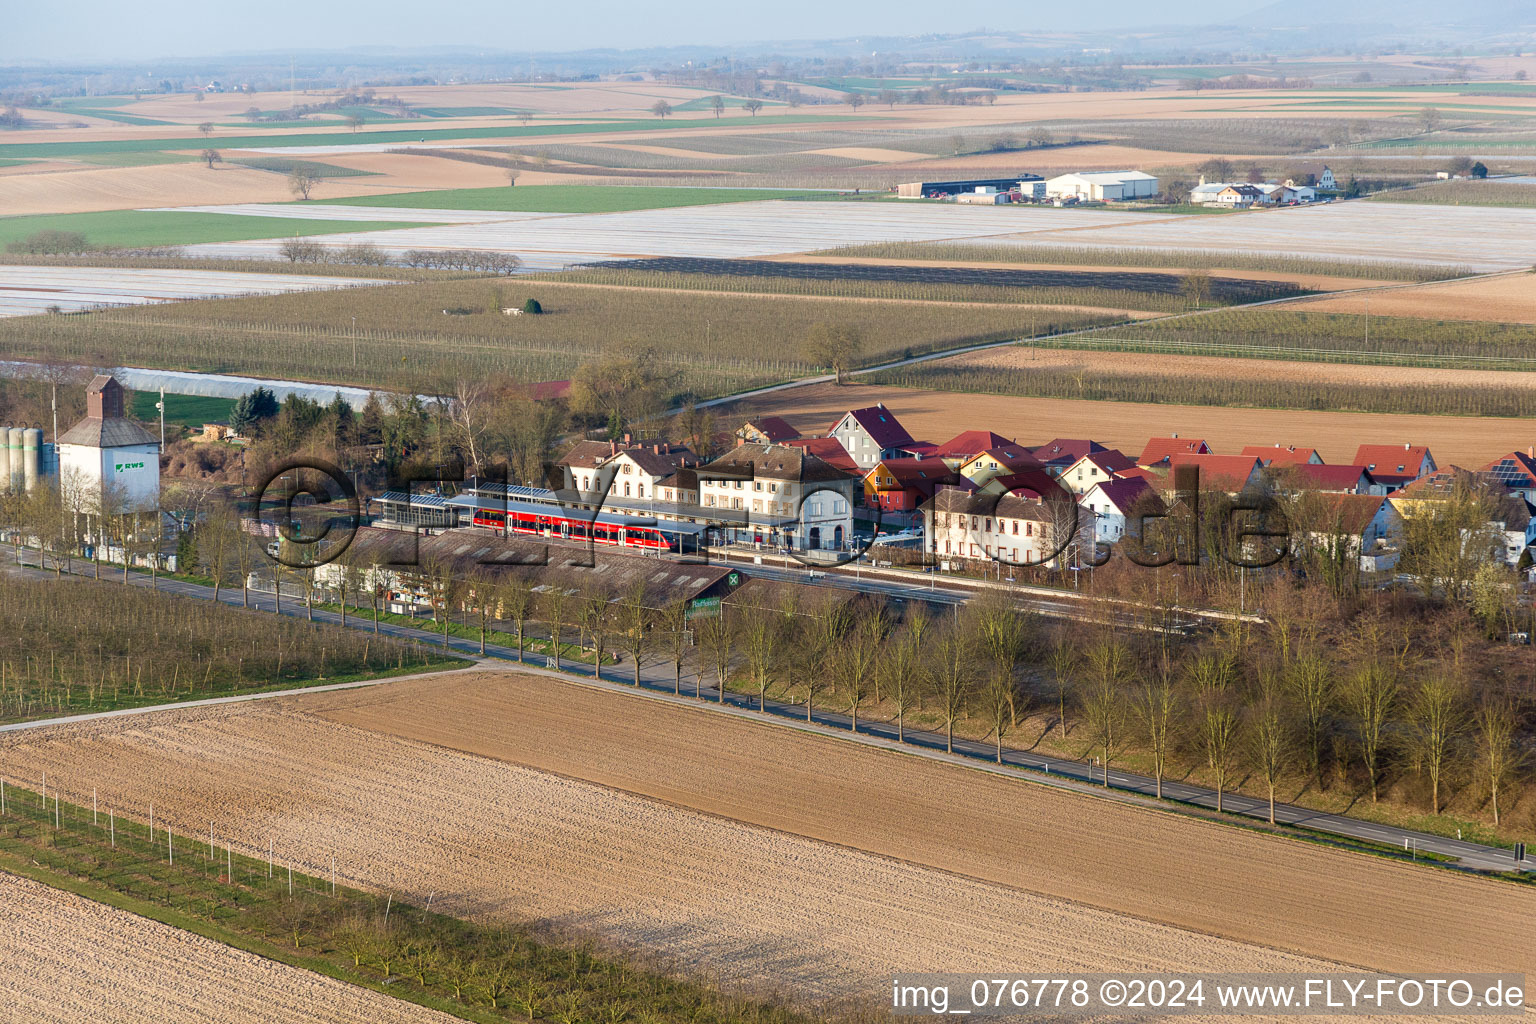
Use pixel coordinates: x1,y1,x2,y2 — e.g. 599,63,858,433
896,176,1042,198
1045,171,1160,201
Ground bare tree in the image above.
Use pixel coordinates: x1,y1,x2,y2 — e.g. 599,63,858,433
1081,634,1132,784
1346,664,1398,803
1405,673,1467,815
1047,634,1077,738
650,100,672,119
709,95,726,118
1473,696,1522,826
802,322,865,385
506,168,520,188
973,592,1032,728
578,581,615,676
541,585,571,672
743,99,763,116
698,605,734,704
1285,650,1333,781
1134,645,1180,799
346,114,365,133
883,612,926,742
1190,652,1240,812
739,600,782,711
930,622,973,753
448,379,493,475
660,598,690,695
468,567,496,655
288,167,320,201
1250,669,1290,824
201,148,221,169
198,121,214,136
498,575,534,663
618,580,653,686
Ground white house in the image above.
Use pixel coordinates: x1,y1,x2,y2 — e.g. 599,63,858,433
827,404,917,471
58,375,160,517
1045,170,1160,201
1190,180,1231,205
1319,166,1337,190
698,443,856,551
1080,478,1160,544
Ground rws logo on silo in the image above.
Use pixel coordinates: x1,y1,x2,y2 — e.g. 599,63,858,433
114,461,146,472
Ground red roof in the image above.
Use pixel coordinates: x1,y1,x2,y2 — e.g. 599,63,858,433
901,440,940,456
1114,466,1161,483
784,437,858,473
1030,438,1109,465
522,379,571,401
1168,453,1262,491
1140,437,1211,466
1241,444,1322,466
1288,464,1374,491
1481,451,1536,489
867,457,961,496
932,430,1013,458
1072,449,1138,474
742,416,799,443
1086,477,1159,513
1311,494,1391,535
1353,444,1433,476
988,469,1070,503
829,404,915,450
966,446,1045,472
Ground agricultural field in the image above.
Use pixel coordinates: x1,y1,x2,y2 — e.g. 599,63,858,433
0,277,1097,394
0,578,460,724
0,209,426,250
0,670,1523,1003
327,184,838,213
1289,272,1536,323
1061,307,1536,369
0,265,390,318
0,873,457,1024
127,390,236,428
1373,181,1536,207
727,381,1536,467
558,257,1311,307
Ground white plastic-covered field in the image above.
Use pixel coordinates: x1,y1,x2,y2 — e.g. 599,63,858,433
177,200,1168,268
164,197,1536,272
0,266,387,318
968,200,1536,271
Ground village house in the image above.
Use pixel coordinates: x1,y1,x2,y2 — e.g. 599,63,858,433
864,455,958,512
1297,494,1404,574
1353,443,1436,492
1030,438,1111,476
1241,444,1324,467
1167,453,1265,494
1280,463,1384,495
923,487,1090,568
957,444,1046,487
827,404,918,470
1061,449,1140,495
736,417,799,445
1139,436,1211,469
1481,449,1536,504
699,442,856,550
1080,477,1160,544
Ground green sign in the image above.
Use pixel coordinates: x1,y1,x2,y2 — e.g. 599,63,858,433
115,461,146,472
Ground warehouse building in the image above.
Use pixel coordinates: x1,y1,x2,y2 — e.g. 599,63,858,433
1045,171,1160,201
58,375,161,515
897,176,1042,198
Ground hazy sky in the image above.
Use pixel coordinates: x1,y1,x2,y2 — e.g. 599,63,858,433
5,0,1262,63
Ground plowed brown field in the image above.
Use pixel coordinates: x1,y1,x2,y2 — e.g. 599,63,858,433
0,871,452,1023
2,670,1530,1005
1291,273,1536,323
730,381,1536,467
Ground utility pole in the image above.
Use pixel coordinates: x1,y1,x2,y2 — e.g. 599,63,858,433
157,387,165,447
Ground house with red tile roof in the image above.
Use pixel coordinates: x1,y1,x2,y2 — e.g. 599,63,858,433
1352,444,1436,491
1030,438,1110,474
736,417,800,445
1481,449,1536,503
1139,436,1211,468
1298,494,1403,573
1241,444,1324,466
1168,453,1264,493
930,430,1015,462
1080,477,1162,544
1061,449,1139,495
1280,463,1383,495
827,404,916,470
864,456,961,511
977,469,1070,505
784,437,859,474
957,445,1045,486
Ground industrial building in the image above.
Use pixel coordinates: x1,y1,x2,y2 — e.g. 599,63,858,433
58,375,161,515
897,176,1042,198
1043,171,1160,201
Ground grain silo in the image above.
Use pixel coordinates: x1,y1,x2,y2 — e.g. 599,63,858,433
6,428,22,493
0,427,9,494
22,428,41,493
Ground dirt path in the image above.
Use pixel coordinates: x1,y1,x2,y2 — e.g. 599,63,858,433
0,871,453,1024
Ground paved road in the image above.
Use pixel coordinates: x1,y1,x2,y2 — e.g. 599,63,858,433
5,549,1525,874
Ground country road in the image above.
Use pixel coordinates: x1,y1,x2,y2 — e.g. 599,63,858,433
5,547,1527,875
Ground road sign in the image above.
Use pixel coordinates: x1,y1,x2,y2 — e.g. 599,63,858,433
1516,842,1526,863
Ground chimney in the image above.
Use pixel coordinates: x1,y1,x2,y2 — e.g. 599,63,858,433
1171,432,1179,439
1404,442,1410,450
1528,446,1533,458
653,443,661,454
609,440,617,455
622,432,632,445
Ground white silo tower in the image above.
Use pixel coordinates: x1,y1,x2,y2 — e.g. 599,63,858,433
22,428,41,493
6,428,21,493
0,426,9,494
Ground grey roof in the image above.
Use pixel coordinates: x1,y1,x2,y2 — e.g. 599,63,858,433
57,416,157,448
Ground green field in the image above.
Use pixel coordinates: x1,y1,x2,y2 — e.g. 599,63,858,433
0,210,427,249
328,184,836,213
129,391,236,428
0,114,854,160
